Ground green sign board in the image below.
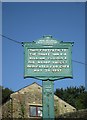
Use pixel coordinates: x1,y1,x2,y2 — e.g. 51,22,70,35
23,35,73,80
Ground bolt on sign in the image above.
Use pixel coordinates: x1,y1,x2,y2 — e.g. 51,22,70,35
23,35,74,80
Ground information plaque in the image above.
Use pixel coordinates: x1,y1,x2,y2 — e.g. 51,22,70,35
23,35,74,80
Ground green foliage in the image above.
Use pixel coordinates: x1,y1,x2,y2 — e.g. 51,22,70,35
0,85,14,104
20,104,25,118
54,86,87,110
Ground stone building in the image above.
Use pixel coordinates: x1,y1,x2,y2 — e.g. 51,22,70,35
2,82,76,119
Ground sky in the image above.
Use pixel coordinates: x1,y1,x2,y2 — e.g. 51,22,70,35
2,2,85,92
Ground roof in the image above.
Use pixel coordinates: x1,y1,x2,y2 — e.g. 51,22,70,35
11,82,42,95
14,82,41,92
10,82,76,110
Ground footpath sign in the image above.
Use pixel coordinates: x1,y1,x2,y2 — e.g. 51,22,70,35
23,35,74,119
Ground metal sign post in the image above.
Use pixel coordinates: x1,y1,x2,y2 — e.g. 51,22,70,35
23,35,74,119
42,80,54,119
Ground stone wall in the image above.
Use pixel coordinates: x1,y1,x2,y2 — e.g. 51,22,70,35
0,105,2,120
2,100,12,118
1,82,76,118
57,109,87,118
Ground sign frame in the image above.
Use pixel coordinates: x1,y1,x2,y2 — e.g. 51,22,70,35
23,35,74,81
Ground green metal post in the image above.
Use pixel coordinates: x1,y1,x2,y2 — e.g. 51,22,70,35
42,80,54,119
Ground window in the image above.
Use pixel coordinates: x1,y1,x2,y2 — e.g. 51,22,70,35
29,105,42,117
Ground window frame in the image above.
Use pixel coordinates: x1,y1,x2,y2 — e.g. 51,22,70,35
29,105,42,118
